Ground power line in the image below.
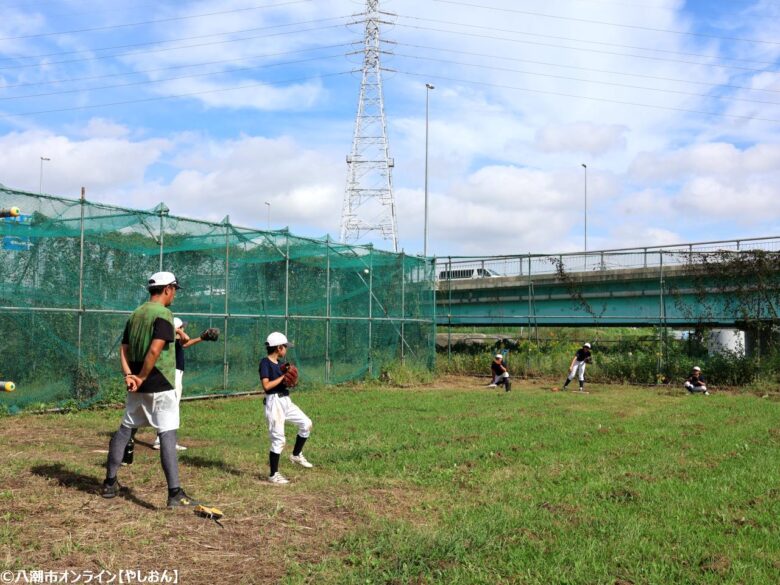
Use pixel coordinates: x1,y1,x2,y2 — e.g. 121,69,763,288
394,69,780,123
0,53,347,102
0,23,351,71
433,0,780,46
395,14,778,68
0,15,351,64
2,43,357,90
0,71,353,118
394,22,773,74
393,41,780,95
391,52,780,106
0,0,314,41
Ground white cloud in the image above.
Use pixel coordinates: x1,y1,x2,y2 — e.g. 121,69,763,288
0,126,170,196
535,122,628,155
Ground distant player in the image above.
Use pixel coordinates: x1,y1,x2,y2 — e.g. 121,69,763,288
562,342,592,393
684,366,709,395
488,354,511,392
260,332,314,485
103,271,201,509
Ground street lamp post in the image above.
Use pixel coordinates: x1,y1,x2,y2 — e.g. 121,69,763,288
264,201,271,230
424,83,434,257
581,163,588,254
39,156,50,194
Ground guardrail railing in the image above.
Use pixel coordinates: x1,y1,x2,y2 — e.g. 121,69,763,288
435,236,780,280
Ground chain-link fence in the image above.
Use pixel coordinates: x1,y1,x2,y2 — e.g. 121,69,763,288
0,187,436,413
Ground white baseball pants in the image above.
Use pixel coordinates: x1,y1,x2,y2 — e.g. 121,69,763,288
568,361,587,382
492,372,510,385
265,393,312,454
122,389,179,433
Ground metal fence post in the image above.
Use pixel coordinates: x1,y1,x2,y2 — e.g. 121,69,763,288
222,216,231,391
325,237,331,384
400,251,405,364
156,203,169,271
368,246,374,376
284,234,290,336
658,251,665,383
447,256,452,363
77,187,86,365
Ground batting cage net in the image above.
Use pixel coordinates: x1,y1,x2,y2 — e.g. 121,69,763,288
0,187,436,413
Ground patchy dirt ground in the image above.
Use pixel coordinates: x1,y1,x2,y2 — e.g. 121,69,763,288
0,407,425,585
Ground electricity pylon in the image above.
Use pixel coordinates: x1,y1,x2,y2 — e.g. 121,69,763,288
339,0,398,251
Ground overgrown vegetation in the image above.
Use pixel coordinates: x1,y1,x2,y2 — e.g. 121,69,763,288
437,327,776,387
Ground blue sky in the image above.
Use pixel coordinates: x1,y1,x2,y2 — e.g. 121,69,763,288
1,0,779,255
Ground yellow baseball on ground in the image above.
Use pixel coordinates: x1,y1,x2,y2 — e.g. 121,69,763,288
1,381,15,392
9,207,20,216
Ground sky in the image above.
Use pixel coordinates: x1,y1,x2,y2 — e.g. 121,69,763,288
0,0,779,257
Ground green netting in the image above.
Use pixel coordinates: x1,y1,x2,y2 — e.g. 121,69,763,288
0,187,436,413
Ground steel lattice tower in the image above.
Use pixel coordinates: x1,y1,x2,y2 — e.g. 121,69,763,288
340,0,397,251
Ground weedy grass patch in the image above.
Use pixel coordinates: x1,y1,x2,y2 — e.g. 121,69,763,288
1,379,778,584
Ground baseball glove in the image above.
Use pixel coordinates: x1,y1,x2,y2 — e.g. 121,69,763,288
200,327,220,342
194,504,224,527
281,363,299,388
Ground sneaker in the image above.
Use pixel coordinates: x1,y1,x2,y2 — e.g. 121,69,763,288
175,444,187,451
101,479,120,499
290,454,313,468
268,472,290,484
704,391,710,395
167,489,199,509
152,439,161,450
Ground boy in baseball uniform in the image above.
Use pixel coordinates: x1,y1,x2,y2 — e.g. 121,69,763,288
563,342,592,393
260,331,314,484
684,366,709,395
488,354,511,391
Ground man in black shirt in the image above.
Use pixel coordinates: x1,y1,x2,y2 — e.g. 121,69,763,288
563,342,592,392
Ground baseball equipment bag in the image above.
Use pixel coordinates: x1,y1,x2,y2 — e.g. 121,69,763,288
281,363,299,387
200,328,220,342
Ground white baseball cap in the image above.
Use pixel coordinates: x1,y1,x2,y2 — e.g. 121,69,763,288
148,271,181,289
692,366,701,371
583,342,592,348
173,317,187,329
495,354,503,359
266,331,293,347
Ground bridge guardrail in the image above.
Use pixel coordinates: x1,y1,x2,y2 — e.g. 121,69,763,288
435,236,780,280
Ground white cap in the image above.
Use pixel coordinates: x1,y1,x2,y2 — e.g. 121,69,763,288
692,366,701,371
173,317,187,329
583,342,592,348
495,354,503,359
266,331,293,347
148,271,181,289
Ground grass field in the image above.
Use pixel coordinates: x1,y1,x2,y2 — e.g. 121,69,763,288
1,377,779,584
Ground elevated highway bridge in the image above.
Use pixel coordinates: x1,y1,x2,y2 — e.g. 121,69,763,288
435,236,780,329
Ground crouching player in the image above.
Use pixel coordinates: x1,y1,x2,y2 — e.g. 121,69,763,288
684,366,709,395
260,332,314,484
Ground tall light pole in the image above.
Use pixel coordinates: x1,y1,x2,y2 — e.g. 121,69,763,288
581,163,588,254
39,156,50,194
424,83,434,257
264,201,271,230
